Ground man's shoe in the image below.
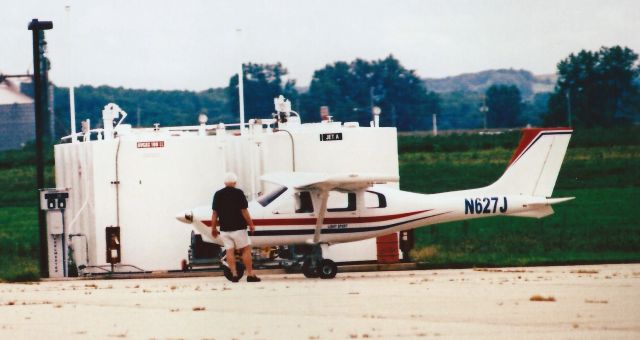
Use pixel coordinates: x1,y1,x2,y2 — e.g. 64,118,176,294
231,275,240,283
247,275,261,282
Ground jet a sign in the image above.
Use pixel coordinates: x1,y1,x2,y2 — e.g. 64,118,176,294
320,133,342,142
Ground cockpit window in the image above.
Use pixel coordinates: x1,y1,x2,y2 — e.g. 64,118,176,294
257,185,287,207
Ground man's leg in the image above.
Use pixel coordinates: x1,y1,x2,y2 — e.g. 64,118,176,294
226,247,237,277
241,246,253,277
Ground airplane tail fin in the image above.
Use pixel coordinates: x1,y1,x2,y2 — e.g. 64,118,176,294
488,127,572,197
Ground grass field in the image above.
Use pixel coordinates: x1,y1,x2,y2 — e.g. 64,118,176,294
0,165,52,281
410,187,640,267
0,127,639,281
401,134,640,267
0,207,39,281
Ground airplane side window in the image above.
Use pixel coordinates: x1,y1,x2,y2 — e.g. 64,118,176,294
365,190,387,208
327,192,356,212
295,191,314,213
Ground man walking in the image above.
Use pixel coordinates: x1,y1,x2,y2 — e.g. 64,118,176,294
211,172,261,282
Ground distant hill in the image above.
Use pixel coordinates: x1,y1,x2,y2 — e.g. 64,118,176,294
424,69,556,100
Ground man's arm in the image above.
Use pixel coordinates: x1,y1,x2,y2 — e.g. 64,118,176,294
241,209,255,235
211,210,219,238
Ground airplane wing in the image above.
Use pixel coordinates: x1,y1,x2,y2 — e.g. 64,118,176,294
261,172,399,192
261,172,398,244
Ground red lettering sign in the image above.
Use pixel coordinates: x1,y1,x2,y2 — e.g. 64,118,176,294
136,141,165,148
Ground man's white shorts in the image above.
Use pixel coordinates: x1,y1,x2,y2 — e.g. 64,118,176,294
219,229,252,250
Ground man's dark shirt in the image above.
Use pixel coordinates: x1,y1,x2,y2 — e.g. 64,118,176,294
212,186,249,232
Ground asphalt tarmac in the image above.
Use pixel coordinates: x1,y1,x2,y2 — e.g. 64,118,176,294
1,263,639,339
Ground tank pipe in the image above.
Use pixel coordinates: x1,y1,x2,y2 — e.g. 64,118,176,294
113,138,122,228
81,263,146,274
276,129,296,171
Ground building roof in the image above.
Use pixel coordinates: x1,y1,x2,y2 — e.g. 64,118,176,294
0,79,33,105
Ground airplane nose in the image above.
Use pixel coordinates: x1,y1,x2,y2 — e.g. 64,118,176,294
176,210,193,224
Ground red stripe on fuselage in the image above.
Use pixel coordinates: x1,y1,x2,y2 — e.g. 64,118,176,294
202,210,431,227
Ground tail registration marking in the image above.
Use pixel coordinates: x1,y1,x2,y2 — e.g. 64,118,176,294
464,197,508,214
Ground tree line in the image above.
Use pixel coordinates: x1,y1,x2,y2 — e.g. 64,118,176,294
51,46,639,138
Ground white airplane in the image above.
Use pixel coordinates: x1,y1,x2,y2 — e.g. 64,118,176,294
177,127,574,279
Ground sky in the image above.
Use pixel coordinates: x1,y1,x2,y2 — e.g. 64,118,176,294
1,0,639,91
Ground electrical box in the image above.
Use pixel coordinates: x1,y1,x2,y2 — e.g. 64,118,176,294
105,226,121,264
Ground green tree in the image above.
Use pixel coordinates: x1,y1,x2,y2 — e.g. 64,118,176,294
300,55,439,131
227,63,298,119
53,85,229,136
437,91,484,130
545,46,640,127
300,61,359,122
485,84,522,128
519,92,548,127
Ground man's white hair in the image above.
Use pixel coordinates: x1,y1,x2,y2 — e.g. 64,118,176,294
224,172,238,184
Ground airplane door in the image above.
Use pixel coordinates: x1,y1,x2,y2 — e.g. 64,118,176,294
324,190,359,221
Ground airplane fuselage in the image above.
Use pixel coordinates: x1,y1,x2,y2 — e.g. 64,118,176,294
185,186,559,248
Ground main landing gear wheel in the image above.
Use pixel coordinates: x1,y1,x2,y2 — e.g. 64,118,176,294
318,259,338,279
302,258,319,278
222,262,245,282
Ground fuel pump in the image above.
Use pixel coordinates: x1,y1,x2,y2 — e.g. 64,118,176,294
39,188,69,277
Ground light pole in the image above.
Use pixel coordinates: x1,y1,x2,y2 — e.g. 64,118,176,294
28,18,53,278
479,97,489,130
236,28,245,135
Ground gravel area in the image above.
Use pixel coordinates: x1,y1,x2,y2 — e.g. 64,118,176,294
1,263,639,339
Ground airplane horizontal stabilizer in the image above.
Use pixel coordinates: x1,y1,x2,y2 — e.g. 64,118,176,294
508,206,554,219
525,196,575,208
545,197,575,205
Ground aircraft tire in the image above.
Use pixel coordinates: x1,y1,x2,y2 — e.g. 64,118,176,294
318,259,338,279
222,263,245,282
302,259,319,278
